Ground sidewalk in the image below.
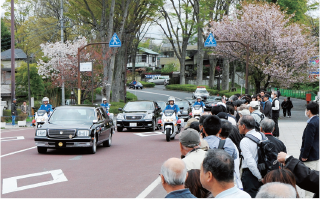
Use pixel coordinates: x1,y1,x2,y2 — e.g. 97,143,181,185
278,96,310,198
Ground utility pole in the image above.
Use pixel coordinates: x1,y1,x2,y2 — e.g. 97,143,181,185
11,0,15,102
60,0,65,105
27,56,31,116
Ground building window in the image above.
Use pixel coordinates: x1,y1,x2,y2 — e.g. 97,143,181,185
152,56,156,62
142,55,147,62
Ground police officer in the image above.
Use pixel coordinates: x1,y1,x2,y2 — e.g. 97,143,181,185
100,98,109,113
163,96,180,119
39,97,53,116
193,96,205,108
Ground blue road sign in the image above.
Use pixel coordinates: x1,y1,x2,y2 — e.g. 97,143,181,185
204,33,217,47
132,80,137,85
109,33,121,47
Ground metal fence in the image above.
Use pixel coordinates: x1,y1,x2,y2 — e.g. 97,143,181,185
268,88,316,100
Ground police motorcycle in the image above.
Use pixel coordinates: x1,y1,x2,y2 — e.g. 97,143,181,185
164,79,169,86
160,96,182,142
35,110,49,128
192,97,205,119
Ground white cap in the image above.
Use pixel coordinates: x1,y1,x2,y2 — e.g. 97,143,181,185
239,109,250,116
249,101,260,108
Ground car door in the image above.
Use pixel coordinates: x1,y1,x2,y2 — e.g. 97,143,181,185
95,108,106,142
99,107,112,140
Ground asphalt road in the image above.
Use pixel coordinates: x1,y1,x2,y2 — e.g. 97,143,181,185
1,85,192,198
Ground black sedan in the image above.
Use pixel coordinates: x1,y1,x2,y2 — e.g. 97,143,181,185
116,101,161,132
175,100,192,122
204,96,222,111
129,81,143,89
34,105,114,154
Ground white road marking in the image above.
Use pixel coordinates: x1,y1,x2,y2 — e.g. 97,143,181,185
128,90,182,100
136,176,161,198
0,136,25,142
2,169,68,194
1,146,36,158
134,132,163,137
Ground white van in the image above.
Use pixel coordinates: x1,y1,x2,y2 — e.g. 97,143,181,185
147,76,170,85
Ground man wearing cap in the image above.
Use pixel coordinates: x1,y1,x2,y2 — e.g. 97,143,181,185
249,101,265,126
11,99,17,126
263,94,272,118
179,129,207,170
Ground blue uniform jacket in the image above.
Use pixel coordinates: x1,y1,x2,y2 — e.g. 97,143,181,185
163,104,180,113
39,104,53,113
193,101,205,107
101,103,109,112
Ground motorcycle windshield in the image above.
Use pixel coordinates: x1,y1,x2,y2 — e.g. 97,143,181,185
194,105,201,110
37,110,47,116
164,110,175,116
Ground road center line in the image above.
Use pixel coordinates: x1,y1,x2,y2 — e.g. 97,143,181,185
1,146,36,158
128,90,182,100
136,176,161,198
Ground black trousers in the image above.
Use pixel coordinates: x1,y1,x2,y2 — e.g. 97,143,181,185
241,168,262,198
272,111,279,137
283,108,287,117
287,108,291,116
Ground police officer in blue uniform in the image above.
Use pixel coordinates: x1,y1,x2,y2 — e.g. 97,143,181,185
38,97,53,116
163,96,180,119
100,98,109,113
193,96,205,108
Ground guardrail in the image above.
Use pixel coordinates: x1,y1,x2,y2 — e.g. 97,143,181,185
268,88,316,100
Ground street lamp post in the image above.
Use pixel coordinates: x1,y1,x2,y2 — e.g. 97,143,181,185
77,42,109,104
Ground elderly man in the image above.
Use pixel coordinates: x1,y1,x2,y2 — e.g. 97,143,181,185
249,101,264,126
179,129,207,170
260,118,287,153
200,149,250,198
256,182,297,198
160,158,196,198
20,101,29,115
238,115,263,197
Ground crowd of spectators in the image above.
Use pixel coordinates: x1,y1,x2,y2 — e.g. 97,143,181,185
159,92,319,198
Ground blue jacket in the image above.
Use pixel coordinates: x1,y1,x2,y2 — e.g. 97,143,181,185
165,189,196,198
39,104,53,113
300,116,319,161
163,104,180,113
101,103,109,113
193,101,205,107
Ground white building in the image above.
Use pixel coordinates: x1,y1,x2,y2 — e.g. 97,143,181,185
127,47,158,70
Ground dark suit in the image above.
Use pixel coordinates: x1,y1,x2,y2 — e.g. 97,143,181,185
299,116,319,162
263,100,272,118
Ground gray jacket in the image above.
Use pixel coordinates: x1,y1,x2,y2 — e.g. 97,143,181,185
263,100,272,118
20,105,29,113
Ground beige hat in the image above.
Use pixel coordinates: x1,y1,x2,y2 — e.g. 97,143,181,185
239,109,250,116
185,118,199,128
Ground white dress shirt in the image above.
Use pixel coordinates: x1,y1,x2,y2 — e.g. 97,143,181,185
272,98,280,110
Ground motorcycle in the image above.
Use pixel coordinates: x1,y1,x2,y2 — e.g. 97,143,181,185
35,110,49,128
160,110,181,142
192,105,204,119
164,79,169,86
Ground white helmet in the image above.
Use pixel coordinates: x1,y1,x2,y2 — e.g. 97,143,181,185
196,96,202,100
102,97,107,103
42,97,49,103
168,96,175,103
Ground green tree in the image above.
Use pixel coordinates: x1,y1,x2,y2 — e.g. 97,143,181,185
16,62,45,101
1,18,11,51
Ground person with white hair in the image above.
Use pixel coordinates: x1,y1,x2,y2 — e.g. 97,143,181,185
160,158,196,198
256,182,297,198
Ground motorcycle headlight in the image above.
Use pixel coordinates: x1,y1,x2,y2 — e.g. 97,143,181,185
77,130,89,137
41,118,45,122
36,130,46,136
117,114,124,120
144,114,152,119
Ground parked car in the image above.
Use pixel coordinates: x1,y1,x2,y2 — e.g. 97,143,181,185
116,101,162,132
147,76,170,85
204,96,222,111
34,105,114,154
129,81,143,89
175,100,192,122
192,87,210,100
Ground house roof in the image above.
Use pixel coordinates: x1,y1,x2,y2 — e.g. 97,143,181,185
138,47,159,55
1,48,27,60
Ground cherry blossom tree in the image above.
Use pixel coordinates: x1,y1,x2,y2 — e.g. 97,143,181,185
207,2,319,92
38,37,106,103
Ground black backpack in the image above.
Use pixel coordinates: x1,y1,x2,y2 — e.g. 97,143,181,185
251,112,265,132
218,139,226,149
245,132,278,177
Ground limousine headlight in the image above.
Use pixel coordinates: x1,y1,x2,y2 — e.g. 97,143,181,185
36,130,46,136
77,130,89,137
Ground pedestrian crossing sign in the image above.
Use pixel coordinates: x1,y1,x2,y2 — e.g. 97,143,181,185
109,33,121,47
204,33,217,47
